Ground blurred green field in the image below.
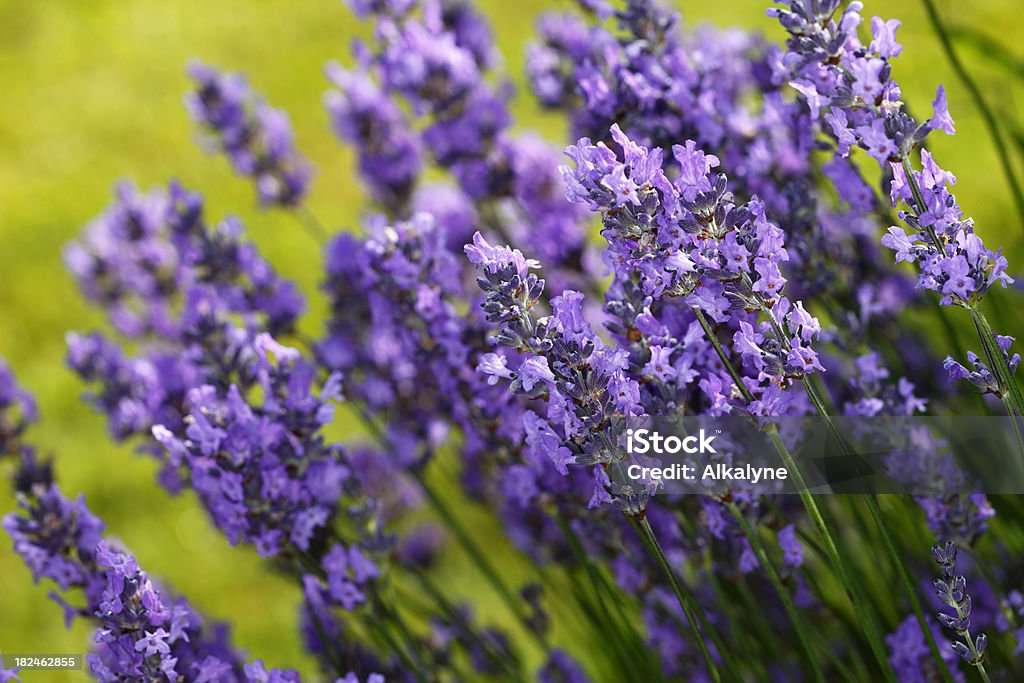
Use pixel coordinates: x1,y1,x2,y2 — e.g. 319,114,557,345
1,0,1023,680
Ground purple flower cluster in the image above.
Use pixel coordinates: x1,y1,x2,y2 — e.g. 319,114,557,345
151,334,351,558
65,181,303,340
2,359,396,683
932,542,990,669
470,231,652,513
887,615,964,683
64,180,303,453
324,65,421,213
333,0,589,277
0,358,36,459
187,61,312,207
6,0,1024,680
561,125,824,422
944,335,1021,398
769,1,1019,399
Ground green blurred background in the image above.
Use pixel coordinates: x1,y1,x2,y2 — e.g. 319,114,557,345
1,0,1022,679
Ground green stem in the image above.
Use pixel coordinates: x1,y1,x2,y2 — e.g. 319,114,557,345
414,572,521,679
864,498,958,683
898,151,1024,451
798,381,957,683
293,204,330,243
631,516,724,683
693,307,896,679
919,0,1024,231
972,307,1024,415
723,500,827,683
555,514,660,679
693,307,754,402
350,406,549,655
418,476,550,654
970,308,1024,464
764,427,898,682
369,614,429,683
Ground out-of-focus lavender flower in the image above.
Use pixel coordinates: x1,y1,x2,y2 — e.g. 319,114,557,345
65,181,303,340
996,589,1024,655
335,674,385,683
186,61,311,207
537,649,592,683
394,524,446,571
324,64,421,214
3,449,247,681
842,352,927,417
916,494,994,549
242,661,303,682
346,0,415,20
65,181,305,489
339,0,590,285
0,658,19,683
0,358,37,458
777,524,803,568
886,615,963,683
67,184,394,642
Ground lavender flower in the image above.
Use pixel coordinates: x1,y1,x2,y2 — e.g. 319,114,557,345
64,180,305,488
777,524,803,569
4,450,247,682
0,358,36,458
325,64,421,213
932,542,990,669
771,0,1020,408
341,0,589,279
0,656,19,683
65,181,303,340
469,231,652,514
945,336,1021,398
187,61,312,207
537,649,592,683
151,334,348,552
7,0,1024,679
997,590,1024,655
886,615,964,683
561,125,825,418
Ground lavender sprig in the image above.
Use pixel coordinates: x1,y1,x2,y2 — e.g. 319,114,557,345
770,0,1024,428
932,542,992,682
187,61,312,207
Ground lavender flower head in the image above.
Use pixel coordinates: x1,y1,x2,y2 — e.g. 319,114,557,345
64,181,304,339
0,358,37,458
152,333,348,558
562,125,825,421
932,541,989,668
770,2,1013,309
944,335,1021,398
187,60,312,207
324,63,421,213
468,231,653,514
